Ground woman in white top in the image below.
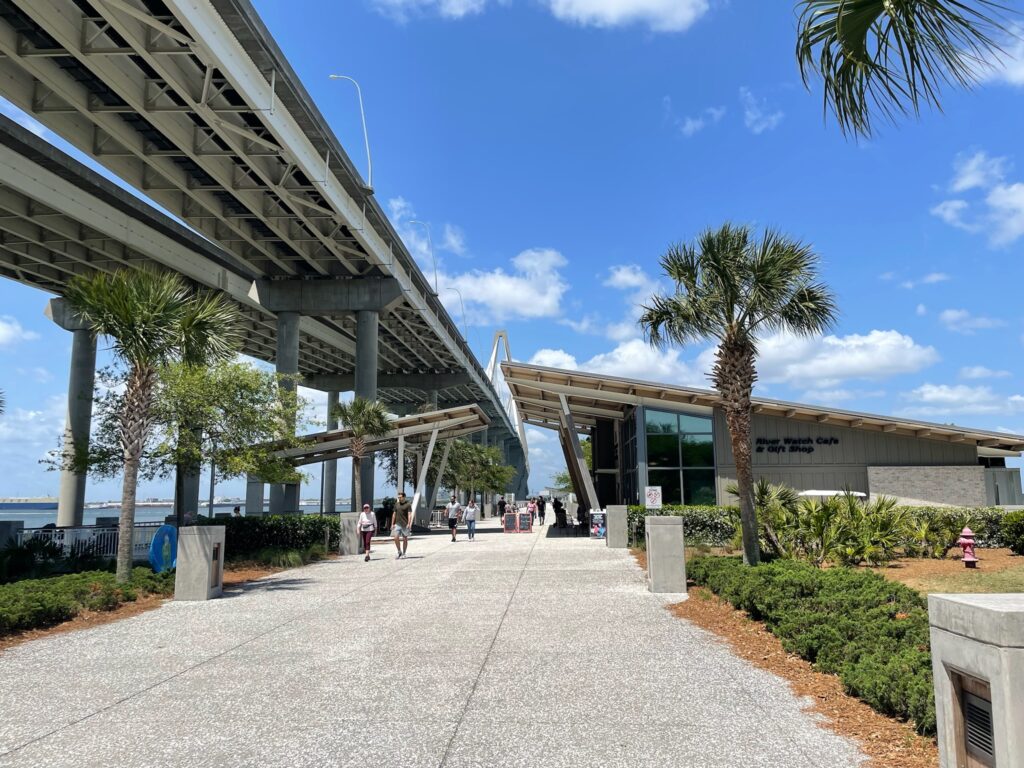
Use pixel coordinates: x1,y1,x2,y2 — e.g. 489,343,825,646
358,504,376,562
463,499,478,541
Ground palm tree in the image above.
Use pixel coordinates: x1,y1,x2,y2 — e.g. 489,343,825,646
64,268,239,582
796,0,1009,138
640,224,838,565
333,397,390,527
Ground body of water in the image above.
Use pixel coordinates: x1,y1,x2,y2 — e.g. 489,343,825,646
0,503,359,527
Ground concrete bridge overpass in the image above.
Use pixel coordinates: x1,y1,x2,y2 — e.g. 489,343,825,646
0,0,529,519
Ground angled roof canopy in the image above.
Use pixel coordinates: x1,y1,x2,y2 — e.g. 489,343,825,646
273,404,490,466
501,361,1024,455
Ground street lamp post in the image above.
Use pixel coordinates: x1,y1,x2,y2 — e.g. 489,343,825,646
446,285,470,346
327,74,373,194
408,220,438,294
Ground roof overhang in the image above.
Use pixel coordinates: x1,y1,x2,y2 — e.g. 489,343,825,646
273,404,490,466
501,361,1024,455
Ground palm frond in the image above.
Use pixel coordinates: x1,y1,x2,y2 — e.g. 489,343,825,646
796,0,1011,138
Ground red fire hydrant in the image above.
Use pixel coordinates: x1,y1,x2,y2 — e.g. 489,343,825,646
957,527,979,569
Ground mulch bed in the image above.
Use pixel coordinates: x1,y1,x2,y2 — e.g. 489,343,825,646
631,550,938,768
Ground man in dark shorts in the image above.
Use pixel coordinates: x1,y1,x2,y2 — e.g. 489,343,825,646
446,495,462,542
391,491,413,559
497,495,507,519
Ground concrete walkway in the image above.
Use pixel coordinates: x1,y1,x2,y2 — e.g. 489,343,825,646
0,518,865,767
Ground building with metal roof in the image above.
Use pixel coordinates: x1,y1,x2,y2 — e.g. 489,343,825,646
501,361,1024,511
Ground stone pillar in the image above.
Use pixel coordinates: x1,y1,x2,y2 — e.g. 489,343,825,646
46,299,96,527
270,311,300,514
173,464,201,523
245,474,264,516
606,504,628,548
645,516,687,594
929,594,1024,767
426,389,438,411
352,309,378,511
323,391,339,514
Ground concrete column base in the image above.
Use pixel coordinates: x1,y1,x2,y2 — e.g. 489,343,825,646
606,505,628,548
929,594,1024,767
338,512,361,556
644,516,687,595
174,526,225,601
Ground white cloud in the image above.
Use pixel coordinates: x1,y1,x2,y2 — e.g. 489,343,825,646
599,264,662,342
529,339,705,385
371,0,487,21
739,87,783,134
916,304,927,316
559,315,602,334
604,264,653,291
960,365,1011,380
901,272,951,289
442,248,569,323
929,200,975,230
0,97,48,138
950,151,1008,192
15,367,52,383
981,26,1024,87
984,182,1024,245
755,330,939,386
938,308,1004,334
0,316,40,347
0,395,66,463
799,388,885,405
545,0,709,32
440,223,467,256
663,97,726,138
900,383,1024,417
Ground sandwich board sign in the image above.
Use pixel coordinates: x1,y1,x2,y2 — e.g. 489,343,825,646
644,486,663,509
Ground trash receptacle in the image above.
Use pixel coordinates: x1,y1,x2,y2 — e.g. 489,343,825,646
174,526,225,601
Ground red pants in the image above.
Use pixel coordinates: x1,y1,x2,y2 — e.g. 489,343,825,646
361,529,374,553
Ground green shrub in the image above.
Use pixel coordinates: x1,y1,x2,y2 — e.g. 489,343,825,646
627,505,737,547
1001,510,1024,555
689,556,935,735
0,568,175,637
196,515,339,559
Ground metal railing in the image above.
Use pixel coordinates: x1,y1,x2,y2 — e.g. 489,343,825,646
17,523,163,561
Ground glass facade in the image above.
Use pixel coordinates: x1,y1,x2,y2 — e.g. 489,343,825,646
643,408,716,505
620,406,639,505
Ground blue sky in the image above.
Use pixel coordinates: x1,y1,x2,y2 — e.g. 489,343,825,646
2,0,1024,500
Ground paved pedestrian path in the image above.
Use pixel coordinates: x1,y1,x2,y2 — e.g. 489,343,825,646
0,518,865,767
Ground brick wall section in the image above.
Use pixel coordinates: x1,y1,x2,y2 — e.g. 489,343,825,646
867,465,986,507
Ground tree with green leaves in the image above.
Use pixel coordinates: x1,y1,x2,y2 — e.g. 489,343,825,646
64,268,240,581
640,224,838,565
796,0,1010,138
552,436,591,492
58,361,307,516
333,397,390,517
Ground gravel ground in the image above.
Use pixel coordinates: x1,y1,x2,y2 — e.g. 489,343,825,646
0,518,865,767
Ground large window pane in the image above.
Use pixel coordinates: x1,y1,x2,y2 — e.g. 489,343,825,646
683,469,716,505
679,413,713,434
680,434,714,467
648,469,682,505
646,434,679,468
645,409,678,434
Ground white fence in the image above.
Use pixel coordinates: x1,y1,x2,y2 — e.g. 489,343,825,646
17,523,162,562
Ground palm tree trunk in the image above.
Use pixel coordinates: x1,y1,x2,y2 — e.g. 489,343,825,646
352,454,362,515
117,456,140,582
115,364,157,583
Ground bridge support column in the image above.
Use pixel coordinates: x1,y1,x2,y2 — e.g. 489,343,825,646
245,474,265,516
323,391,339,514
352,310,379,511
426,389,438,411
270,311,301,514
46,299,96,528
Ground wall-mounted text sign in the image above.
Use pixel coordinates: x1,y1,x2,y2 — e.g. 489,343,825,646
755,437,839,454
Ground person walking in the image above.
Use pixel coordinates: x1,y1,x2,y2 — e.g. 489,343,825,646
464,498,479,540
527,497,537,523
497,495,507,520
358,503,376,562
446,495,463,541
537,496,546,525
391,491,413,559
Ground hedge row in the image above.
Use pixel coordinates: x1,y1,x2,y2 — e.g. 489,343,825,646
0,568,175,637
626,505,737,547
1003,510,1024,555
195,515,340,559
689,556,935,735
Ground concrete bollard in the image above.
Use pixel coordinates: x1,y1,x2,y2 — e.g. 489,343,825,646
644,516,687,595
0,521,23,547
174,526,225,601
929,593,1024,767
338,512,361,555
606,505,628,549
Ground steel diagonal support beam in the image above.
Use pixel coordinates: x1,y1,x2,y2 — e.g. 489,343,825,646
417,437,451,529
410,429,439,526
558,394,599,512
